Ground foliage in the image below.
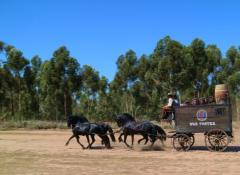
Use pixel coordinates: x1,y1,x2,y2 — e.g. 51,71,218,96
0,37,240,122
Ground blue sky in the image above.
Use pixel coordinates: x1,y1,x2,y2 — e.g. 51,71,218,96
1,0,240,80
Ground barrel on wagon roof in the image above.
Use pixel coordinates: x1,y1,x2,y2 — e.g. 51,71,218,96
215,84,229,104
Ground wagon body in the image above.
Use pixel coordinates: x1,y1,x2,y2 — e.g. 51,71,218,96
171,103,233,151
174,104,232,134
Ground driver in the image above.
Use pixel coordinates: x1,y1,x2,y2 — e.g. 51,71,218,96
161,92,179,120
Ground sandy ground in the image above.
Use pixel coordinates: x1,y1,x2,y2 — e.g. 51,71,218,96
0,128,240,175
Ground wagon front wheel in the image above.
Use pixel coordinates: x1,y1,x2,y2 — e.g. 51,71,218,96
205,129,229,152
173,134,192,151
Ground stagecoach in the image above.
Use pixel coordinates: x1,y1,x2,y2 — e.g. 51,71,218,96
169,103,233,152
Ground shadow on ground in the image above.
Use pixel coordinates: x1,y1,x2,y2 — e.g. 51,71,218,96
190,146,240,152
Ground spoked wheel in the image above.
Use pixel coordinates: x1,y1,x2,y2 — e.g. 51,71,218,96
172,133,192,151
189,134,195,147
205,129,230,152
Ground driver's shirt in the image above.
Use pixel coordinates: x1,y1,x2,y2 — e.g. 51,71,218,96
167,98,174,107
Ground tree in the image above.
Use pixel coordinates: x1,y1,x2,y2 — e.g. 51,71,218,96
80,65,100,118
6,48,29,118
39,46,81,120
110,50,138,116
1,37,240,122
39,61,56,119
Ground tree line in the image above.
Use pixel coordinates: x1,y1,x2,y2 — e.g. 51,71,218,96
0,36,240,121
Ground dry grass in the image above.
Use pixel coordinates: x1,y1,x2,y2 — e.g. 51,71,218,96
0,120,68,130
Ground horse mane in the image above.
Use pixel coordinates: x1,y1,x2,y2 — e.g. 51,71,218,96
122,113,136,121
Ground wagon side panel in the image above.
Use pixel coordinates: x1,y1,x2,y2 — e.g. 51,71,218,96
175,104,232,133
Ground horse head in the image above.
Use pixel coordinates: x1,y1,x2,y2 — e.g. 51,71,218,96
154,124,167,141
67,114,89,128
115,113,136,127
67,115,73,128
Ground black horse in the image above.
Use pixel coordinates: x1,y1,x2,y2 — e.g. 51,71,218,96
66,116,116,149
66,115,91,148
115,113,166,148
67,114,89,128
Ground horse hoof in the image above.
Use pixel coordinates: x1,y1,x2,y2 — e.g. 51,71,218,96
126,145,133,149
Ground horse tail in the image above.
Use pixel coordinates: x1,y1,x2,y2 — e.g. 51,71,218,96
154,125,167,141
107,125,116,142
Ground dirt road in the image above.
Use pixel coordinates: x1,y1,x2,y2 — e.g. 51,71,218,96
0,129,240,175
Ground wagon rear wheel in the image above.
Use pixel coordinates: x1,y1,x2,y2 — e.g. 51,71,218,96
173,134,192,151
205,129,229,152
189,134,195,147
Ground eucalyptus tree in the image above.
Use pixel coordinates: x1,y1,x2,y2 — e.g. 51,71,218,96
30,56,42,118
188,39,207,97
39,60,56,119
95,76,114,120
39,46,81,120
110,50,138,115
80,65,100,118
204,44,222,95
187,39,221,97
0,43,17,117
216,46,240,95
6,48,29,118
145,36,188,115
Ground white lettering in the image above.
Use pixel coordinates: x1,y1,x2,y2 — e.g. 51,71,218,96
199,122,216,126
189,122,198,126
189,122,216,126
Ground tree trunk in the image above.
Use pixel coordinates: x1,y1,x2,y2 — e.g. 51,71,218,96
10,90,14,116
236,95,240,121
55,93,58,122
18,74,21,114
36,91,40,120
64,92,67,119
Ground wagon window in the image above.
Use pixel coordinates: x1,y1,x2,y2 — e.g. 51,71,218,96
215,108,226,116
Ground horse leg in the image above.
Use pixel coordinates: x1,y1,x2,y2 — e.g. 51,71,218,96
85,135,91,149
65,134,75,146
76,135,85,149
123,133,131,148
88,134,95,149
131,134,134,147
150,136,156,147
144,136,149,145
103,135,111,149
118,133,124,142
138,134,148,144
157,135,165,146
160,138,165,146
138,137,145,144
97,135,110,149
